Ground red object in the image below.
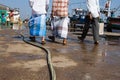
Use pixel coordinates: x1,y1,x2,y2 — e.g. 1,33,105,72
9,12,13,17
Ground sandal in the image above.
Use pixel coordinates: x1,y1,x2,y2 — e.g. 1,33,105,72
63,39,67,45
29,36,36,42
41,41,46,45
48,36,55,42
94,41,99,45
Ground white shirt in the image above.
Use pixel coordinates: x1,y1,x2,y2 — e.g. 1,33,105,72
29,0,49,15
86,0,100,18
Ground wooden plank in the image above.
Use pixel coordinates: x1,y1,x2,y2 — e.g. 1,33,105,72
70,31,120,37
104,32,120,37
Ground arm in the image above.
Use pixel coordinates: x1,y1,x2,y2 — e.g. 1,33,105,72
86,0,93,19
86,0,93,13
96,0,100,14
29,0,34,8
46,0,49,11
87,0,100,18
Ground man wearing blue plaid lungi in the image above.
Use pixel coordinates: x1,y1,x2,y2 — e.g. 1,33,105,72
48,0,69,45
29,0,49,44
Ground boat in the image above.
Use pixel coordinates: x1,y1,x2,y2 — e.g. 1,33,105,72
100,0,120,32
106,17,120,32
69,8,87,31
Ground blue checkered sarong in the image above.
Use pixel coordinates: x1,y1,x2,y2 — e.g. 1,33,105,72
28,14,46,37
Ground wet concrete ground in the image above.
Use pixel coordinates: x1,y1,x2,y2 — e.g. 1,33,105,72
0,24,120,80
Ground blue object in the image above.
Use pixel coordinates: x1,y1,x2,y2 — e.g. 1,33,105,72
28,15,46,36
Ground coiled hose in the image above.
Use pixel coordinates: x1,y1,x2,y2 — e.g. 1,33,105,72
20,34,56,80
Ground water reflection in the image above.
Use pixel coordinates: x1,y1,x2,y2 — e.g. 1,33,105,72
80,44,107,66
0,23,28,30
82,73,91,80
80,44,107,80
12,24,21,30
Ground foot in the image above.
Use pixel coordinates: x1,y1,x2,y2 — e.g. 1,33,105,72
94,41,99,45
48,36,55,42
77,36,84,42
41,40,46,45
29,36,36,42
63,39,67,45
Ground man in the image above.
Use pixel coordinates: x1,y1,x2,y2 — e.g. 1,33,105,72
1,13,6,25
28,0,49,45
78,0,100,44
48,0,69,45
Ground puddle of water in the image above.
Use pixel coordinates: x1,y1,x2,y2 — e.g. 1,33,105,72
107,40,120,45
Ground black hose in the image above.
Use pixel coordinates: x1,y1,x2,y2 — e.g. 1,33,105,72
20,34,56,80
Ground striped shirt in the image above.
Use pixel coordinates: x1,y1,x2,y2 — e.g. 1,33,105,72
52,0,69,17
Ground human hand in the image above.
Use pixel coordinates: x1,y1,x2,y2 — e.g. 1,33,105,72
88,13,92,20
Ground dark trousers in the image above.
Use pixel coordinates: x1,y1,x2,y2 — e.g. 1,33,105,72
81,15,99,42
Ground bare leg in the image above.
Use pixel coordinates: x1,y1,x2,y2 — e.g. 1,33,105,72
41,37,46,45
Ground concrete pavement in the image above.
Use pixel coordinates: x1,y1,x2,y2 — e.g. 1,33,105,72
0,25,120,80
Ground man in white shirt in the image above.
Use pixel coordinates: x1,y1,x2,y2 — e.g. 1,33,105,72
78,0,100,44
29,0,49,15
28,0,49,44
